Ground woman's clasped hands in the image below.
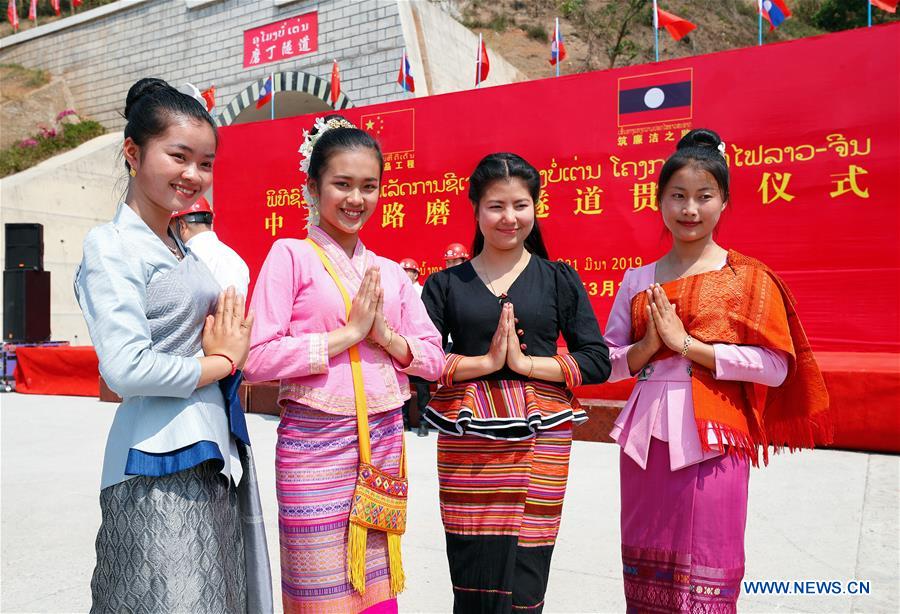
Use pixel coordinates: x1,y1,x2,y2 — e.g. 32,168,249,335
202,286,255,369
484,302,532,375
639,284,689,354
347,267,394,348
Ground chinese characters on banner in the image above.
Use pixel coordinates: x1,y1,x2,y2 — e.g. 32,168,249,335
243,12,318,68
215,24,900,353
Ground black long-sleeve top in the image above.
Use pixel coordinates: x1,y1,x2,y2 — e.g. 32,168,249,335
421,256,611,386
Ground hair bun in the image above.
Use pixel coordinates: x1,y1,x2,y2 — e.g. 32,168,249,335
124,78,171,120
676,128,722,152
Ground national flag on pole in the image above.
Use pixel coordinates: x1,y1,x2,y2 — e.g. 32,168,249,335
871,0,898,12
51,0,61,16
330,60,341,105
655,5,697,41
549,18,567,66
28,0,37,22
256,75,273,109
759,0,791,29
476,34,490,85
201,85,216,112
7,0,18,32
397,50,415,93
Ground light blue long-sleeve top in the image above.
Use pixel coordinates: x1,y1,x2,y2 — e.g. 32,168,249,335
75,203,242,490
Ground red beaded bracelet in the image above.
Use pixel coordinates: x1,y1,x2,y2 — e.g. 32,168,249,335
208,353,237,376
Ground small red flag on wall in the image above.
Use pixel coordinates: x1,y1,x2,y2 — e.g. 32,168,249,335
330,60,341,106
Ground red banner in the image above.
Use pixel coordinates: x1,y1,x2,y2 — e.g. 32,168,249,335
243,12,318,68
215,24,900,353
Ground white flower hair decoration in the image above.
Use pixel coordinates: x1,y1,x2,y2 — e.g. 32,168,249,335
298,116,357,229
717,141,727,158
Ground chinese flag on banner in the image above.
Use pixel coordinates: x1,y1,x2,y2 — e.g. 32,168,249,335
330,60,341,105
360,109,415,154
201,85,216,112
870,0,897,12
51,0,61,16
28,0,37,22
656,6,697,41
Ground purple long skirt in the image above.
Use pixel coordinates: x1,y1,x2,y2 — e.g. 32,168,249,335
620,438,750,613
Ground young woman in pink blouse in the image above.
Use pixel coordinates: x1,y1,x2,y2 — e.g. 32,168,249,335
244,116,444,614
604,129,830,612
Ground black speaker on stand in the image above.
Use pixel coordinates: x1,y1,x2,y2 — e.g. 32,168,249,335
3,223,51,342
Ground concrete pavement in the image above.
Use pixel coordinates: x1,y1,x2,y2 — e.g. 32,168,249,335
1,393,897,613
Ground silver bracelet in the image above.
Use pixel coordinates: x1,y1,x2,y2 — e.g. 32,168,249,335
681,334,693,357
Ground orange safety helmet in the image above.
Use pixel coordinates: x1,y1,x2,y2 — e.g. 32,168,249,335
171,196,213,219
443,242,470,261
399,258,420,273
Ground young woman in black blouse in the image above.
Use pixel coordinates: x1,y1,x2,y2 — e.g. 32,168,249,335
421,153,611,614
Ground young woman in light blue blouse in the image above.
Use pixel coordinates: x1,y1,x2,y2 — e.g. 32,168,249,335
75,78,271,613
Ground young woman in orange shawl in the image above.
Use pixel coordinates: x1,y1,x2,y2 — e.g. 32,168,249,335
603,129,832,613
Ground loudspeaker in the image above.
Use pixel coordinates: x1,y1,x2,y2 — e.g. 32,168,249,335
3,269,51,342
5,223,44,270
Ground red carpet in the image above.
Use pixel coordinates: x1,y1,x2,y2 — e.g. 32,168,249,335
575,352,900,454
14,346,99,397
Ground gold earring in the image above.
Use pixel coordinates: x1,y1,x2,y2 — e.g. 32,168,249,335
129,167,136,177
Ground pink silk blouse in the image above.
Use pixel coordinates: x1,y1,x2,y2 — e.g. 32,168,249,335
244,226,445,416
604,260,789,470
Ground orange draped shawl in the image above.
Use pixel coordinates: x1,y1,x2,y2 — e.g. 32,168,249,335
630,250,832,466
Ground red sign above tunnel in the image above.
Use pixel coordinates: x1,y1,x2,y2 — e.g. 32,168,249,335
243,11,318,68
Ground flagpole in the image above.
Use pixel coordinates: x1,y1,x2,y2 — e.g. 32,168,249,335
555,18,560,78
270,72,275,121
868,1,872,27
756,0,762,47
652,0,659,62
476,33,482,87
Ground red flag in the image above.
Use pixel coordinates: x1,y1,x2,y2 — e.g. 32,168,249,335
655,6,697,41
7,0,18,31
871,0,897,12
476,35,490,85
73,0,83,6
51,0,61,16
28,0,37,22
201,85,216,112
330,60,341,105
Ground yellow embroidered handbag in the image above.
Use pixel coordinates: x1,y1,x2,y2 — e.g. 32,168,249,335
305,239,407,596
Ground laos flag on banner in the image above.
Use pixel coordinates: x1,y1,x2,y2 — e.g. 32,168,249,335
760,0,791,30
617,68,692,127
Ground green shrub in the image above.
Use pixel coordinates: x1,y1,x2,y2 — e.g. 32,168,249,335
525,23,548,42
0,119,105,177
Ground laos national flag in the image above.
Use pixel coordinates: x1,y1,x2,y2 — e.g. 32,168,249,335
760,0,791,30
549,19,567,66
618,68,693,128
256,75,272,109
397,51,415,93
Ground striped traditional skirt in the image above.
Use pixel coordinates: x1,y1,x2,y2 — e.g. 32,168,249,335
620,438,750,613
276,404,403,614
90,461,246,614
437,425,573,614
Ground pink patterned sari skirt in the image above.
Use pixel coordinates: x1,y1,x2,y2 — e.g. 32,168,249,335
620,437,749,613
276,404,403,614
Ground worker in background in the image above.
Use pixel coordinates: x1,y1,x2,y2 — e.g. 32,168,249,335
170,196,250,296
